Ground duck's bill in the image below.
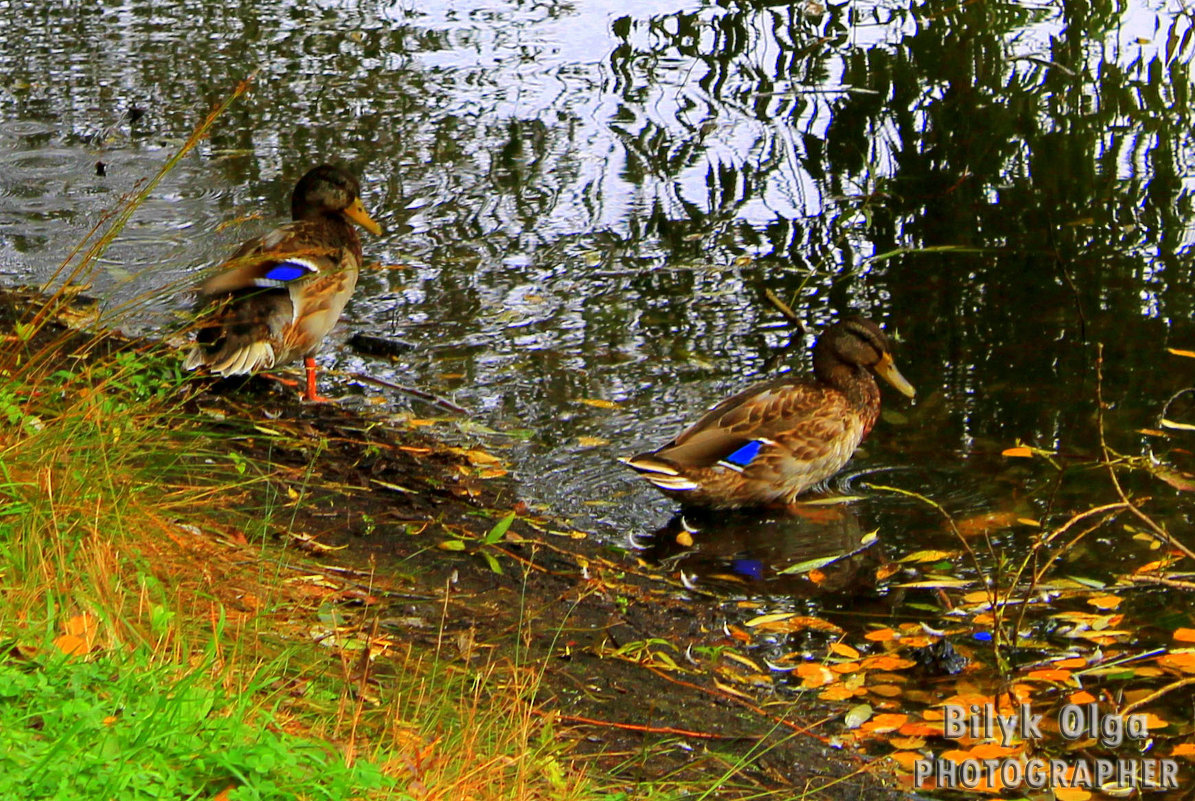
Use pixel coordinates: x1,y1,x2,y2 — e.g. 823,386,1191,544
876,353,916,398
345,198,383,236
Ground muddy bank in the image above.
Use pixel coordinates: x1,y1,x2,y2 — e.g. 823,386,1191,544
7,288,906,800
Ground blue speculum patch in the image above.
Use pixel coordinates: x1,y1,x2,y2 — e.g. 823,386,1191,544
262,262,312,283
724,439,763,467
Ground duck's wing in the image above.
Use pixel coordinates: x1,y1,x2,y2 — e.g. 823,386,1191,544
199,220,349,296
639,376,852,469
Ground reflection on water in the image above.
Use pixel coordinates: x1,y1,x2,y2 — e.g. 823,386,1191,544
1,0,1193,567
637,502,887,599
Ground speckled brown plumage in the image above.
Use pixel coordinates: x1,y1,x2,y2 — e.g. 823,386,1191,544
623,316,915,509
184,164,381,402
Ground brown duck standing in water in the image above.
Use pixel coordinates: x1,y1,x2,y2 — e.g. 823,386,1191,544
183,164,382,402
622,316,915,509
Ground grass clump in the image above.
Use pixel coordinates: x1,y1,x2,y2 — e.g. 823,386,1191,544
0,648,393,801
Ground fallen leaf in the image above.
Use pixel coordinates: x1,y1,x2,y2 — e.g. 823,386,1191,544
899,549,959,563
1002,446,1034,458
575,436,609,448
1086,594,1123,610
579,398,620,409
1174,628,1195,643
862,713,908,733
844,703,873,729
830,643,860,659
956,511,1021,537
1166,347,1195,358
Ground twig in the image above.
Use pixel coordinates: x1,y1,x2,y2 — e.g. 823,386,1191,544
551,712,760,741
1126,574,1195,591
1095,344,1195,562
1120,676,1195,716
349,372,468,415
762,288,805,330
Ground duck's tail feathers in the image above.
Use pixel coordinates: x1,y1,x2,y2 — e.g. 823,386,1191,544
183,342,277,377
619,455,700,492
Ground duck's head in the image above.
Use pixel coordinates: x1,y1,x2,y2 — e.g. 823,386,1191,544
817,316,916,398
291,164,382,236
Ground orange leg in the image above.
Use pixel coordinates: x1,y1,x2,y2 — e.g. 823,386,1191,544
302,356,335,403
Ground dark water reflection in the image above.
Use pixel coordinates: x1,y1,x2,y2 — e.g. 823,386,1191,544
1,0,1193,581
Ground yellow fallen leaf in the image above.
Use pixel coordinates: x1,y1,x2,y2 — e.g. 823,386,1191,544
1002,446,1034,457
579,398,620,409
1173,628,1195,643
1086,594,1123,610
1166,347,1195,358
575,436,609,448
898,549,959,563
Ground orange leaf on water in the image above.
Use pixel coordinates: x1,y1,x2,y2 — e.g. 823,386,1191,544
956,511,1021,537
899,720,944,737
1053,788,1092,801
865,628,897,642
819,683,864,701
1068,690,1097,705
1156,652,1195,673
875,562,900,581
1053,657,1089,669
869,684,904,698
830,643,861,659
1172,743,1195,758
1173,628,1195,643
1002,446,1034,458
861,655,916,671
889,736,926,750
1025,668,1073,683
862,713,909,733
1086,594,1123,610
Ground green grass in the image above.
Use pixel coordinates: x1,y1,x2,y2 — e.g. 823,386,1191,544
0,648,393,801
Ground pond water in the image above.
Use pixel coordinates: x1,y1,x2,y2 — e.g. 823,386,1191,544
2,0,1193,590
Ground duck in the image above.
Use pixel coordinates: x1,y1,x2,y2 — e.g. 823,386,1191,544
622,316,915,509
183,164,382,402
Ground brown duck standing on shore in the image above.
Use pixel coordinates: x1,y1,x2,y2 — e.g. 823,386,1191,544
622,316,915,509
183,164,382,402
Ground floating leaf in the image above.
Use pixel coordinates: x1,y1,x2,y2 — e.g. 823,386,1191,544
844,703,873,729
779,555,840,575
875,563,899,581
1174,628,1195,643
1172,743,1195,758
1002,446,1034,458
483,511,517,545
889,735,926,750
437,540,467,552
899,549,960,563
1087,594,1124,610
862,713,908,734
1025,668,1074,682
1157,652,1195,674
956,510,1022,537
865,628,898,642
830,643,860,659
820,683,865,701
579,398,620,409
1166,347,1195,358
575,436,609,448
1150,465,1195,491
